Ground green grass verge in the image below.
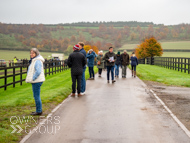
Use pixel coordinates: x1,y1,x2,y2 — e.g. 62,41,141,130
0,67,98,143
135,64,190,87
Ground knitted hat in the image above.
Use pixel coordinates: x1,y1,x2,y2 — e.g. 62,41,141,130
117,51,120,55
73,44,80,51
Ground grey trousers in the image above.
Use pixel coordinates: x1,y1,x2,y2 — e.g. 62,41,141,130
122,65,127,77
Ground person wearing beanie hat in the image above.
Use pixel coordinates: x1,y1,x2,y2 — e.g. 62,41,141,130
120,50,129,78
115,51,121,78
73,44,80,51
67,44,86,97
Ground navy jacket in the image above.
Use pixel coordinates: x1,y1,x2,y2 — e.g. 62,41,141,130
130,56,138,66
80,48,86,57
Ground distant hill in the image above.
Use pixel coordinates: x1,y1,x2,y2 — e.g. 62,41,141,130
0,21,190,52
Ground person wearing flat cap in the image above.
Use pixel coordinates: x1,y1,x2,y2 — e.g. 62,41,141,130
120,50,129,78
67,44,86,97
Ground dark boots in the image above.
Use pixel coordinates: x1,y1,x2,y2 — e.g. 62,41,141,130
132,70,136,78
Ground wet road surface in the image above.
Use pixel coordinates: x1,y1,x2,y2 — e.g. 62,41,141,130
25,68,190,143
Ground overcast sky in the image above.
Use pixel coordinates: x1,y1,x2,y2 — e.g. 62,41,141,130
0,0,189,25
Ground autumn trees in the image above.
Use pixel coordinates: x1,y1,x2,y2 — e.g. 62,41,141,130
0,22,190,53
135,37,163,59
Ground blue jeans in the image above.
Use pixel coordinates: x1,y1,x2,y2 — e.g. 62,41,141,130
81,66,86,93
115,65,120,76
32,82,43,113
89,66,94,78
107,66,115,81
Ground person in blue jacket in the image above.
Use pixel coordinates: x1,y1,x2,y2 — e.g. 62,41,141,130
86,49,96,80
130,52,138,78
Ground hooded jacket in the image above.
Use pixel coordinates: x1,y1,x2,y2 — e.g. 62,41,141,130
86,51,96,67
25,55,45,83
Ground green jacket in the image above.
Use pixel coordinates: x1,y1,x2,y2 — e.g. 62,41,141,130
97,55,104,69
104,51,116,66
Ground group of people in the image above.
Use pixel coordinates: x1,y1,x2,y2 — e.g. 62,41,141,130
96,47,138,83
25,43,138,116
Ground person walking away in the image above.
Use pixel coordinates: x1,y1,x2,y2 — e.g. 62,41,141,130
97,50,104,77
25,48,45,116
86,49,96,80
115,52,121,78
130,52,138,78
120,50,129,78
68,44,86,97
78,42,86,95
104,47,116,83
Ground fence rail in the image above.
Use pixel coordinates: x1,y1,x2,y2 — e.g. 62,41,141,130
139,57,190,74
0,60,68,90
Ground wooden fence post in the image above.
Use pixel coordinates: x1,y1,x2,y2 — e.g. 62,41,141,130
4,68,7,90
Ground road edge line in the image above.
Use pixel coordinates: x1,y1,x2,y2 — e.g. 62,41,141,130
149,89,190,138
20,96,71,143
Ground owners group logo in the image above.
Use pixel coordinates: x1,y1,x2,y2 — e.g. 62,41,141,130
10,115,60,134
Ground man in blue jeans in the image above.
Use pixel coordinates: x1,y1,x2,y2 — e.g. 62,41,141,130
104,47,116,83
78,42,86,95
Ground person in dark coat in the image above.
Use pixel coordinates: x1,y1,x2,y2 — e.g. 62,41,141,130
67,44,86,97
104,47,116,83
130,52,138,78
86,49,96,80
120,50,130,78
115,51,121,78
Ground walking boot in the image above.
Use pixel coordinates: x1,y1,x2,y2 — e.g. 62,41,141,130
134,71,136,78
132,70,134,77
71,93,75,97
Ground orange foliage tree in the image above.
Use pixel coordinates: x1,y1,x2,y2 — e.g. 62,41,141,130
135,37,163,59
84,45,99,54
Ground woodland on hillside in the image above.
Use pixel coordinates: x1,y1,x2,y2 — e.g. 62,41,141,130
0,22,190,52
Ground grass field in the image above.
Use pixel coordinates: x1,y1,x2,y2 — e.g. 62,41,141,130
0,50,65,62
120,41,190,50
0,67,98,143
161,52,190,57
135,64,190,87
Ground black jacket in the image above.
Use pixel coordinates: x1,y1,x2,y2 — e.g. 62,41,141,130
68,50,86,75
115,55,121,65
104,52,116,66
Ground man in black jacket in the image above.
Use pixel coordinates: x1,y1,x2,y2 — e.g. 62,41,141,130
104,47,116,83
68,44,86,97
